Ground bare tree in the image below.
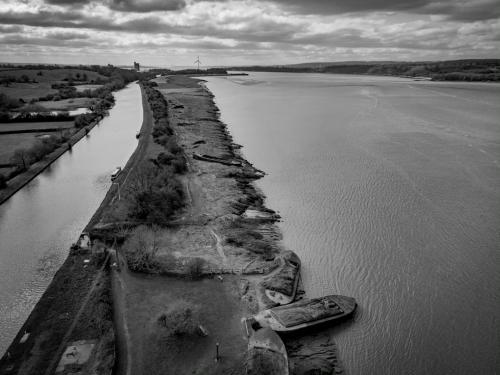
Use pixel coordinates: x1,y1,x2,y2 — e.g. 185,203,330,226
10,148,31,171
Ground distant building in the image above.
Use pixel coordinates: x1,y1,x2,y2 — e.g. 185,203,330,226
133,61,140,71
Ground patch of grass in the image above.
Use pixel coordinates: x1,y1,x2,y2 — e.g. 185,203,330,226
225,218,275,260
38,97,94,110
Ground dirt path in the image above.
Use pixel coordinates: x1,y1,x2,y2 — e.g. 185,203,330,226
110,250,132,375
210,229,227,263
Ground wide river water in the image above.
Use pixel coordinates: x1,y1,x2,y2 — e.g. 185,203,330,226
0,83,143,355
203,73,500,375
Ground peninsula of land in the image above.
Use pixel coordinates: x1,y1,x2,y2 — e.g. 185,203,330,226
0,74,348,375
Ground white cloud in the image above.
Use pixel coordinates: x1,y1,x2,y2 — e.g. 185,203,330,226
0,0,498,65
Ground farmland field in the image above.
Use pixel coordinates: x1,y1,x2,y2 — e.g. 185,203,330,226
0,68,107,83
0,68,108,102
0,121,74,133
74,84,103,92
0,83,57,101
0,133,49,164
38,98,94,110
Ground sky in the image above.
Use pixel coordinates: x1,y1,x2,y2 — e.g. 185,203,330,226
0,0,499,66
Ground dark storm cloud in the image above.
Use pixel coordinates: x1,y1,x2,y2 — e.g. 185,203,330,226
42,0,186,12
44,0,91,5
0,34,94,47
268,0,500,21
46,31,90,40
107,0,186,12
0,9,165,32
0,25,23,33
0,8,305,43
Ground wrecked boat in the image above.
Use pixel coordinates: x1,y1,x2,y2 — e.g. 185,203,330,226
260,250,301,305
192,152,242,166
245,326,289,375
252,295,356,332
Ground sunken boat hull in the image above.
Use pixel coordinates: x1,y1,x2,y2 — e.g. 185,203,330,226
254,295,356,332
260,250,301,305
245,327,289,375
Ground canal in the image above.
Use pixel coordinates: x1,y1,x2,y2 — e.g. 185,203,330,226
0,83,143,355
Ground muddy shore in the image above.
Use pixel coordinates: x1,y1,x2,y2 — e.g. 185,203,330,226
0,75,344,374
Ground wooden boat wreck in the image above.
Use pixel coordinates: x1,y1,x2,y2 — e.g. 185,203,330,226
252,295,356,332
260,250,301,305
245,326,289,375
192,152,242,166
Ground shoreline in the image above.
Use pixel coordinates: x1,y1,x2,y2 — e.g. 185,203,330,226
0,76,344,374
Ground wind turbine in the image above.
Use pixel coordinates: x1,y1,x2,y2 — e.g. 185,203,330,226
194,56,201,71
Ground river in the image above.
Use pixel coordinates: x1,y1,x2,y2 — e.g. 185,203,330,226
0,83,143,355
203,73,500,375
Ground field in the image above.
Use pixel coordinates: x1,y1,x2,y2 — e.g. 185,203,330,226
0,122,75,176
0,121,74,133
0,68,108,102
0,68,108,83
74,84,103,92
38,97,95,110
0,82,56,101
0,133,45,163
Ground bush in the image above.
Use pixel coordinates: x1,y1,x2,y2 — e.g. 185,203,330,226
0,93,21,111
186,257,206,279
122,225,162,272
127,163,184,224
156,300,200,337
0,174,7,189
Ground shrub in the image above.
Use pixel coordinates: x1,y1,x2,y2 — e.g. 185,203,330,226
0,174,7,189
122,225,162,272
156,300,200,337
127,163,184,224
0,93,21,111
10,148,31,171
186,257,206,279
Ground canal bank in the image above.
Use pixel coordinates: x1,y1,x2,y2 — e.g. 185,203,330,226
0,82,153,373
0,83,144,360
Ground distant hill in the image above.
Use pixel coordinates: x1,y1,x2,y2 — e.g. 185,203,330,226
228,59,500,81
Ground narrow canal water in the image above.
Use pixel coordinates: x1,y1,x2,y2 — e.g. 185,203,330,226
0,83,143,355
203,73,500,375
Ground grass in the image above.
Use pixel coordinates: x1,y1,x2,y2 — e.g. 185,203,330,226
38,97,95,110
0,248,108,374
0,133,44,163
0,68,107,84
74,84,103,92
224,218,276,260
0,82,56,101
0,121,74,132
124,275,248,375
0,123,75,166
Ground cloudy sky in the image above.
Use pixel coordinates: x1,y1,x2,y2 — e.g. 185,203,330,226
1,0,499,66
